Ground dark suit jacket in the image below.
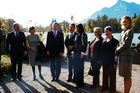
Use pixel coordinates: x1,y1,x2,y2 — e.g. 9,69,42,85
102,37,119,68
88,37,103,62
65,32,77,56
46,31,64,57
6,31,26,58
74,32,87,54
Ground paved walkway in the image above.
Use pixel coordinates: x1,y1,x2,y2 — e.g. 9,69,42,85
0,58,140,93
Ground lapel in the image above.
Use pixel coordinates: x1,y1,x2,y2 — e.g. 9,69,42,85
11,32,17,38
55,31,59,38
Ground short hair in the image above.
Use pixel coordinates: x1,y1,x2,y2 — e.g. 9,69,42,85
104,26,113,32
93,27,102,34
70,24,75,28
121,16,133,29
52,22,59,27
13,23,19,28
29,26,35,32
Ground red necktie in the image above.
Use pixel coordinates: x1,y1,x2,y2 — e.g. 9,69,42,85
54,31,57,39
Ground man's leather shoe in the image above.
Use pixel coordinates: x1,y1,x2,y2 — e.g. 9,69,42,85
55,78,60,82
51,78,55,82
11,78,17,81
89,85,96,89
67,78,72,82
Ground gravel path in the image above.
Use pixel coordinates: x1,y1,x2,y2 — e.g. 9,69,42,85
0,58,140,93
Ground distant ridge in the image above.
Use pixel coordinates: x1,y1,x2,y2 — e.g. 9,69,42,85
83,0,140,22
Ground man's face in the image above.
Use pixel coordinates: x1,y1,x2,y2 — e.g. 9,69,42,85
14,24,20,31
53,24,59,31
69,25,75,33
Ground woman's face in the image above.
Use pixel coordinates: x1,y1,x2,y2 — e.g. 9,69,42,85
30,29,35,34
94,30,100,37
121,19,130,29
76,27,79,33
104,30,112,38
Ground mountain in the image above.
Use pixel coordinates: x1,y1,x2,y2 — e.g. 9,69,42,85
84,0,140,22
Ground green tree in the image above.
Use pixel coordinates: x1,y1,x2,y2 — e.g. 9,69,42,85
134,15,140,33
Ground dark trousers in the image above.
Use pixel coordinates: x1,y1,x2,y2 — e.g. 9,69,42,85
74,53,85,87
93,74,100,87
50,57,61,79
0,50,1,80
11,56,23,79
91,58,101,87
0,43,1,81
67,55,75,79
102,65,116,92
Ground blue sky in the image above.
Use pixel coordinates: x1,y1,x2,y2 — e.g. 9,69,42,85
0,0,139,27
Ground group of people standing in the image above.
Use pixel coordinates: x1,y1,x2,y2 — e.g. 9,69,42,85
65,16,134,93
5,16,133,93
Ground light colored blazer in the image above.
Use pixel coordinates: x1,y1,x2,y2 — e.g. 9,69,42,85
116,28,134,56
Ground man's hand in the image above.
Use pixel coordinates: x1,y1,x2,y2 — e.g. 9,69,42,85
97,60,102,64
80,54,85,59
113,64,117,69
31,47,36,51
24,51,27,56
115,56,118,62
68,45,74,50
60,52,63,57
47,51,50,56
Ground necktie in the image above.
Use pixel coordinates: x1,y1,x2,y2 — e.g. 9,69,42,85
15,32,18,37
54,31,57,39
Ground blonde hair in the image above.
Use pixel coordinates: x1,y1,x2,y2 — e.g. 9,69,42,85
93,27,102,34
121,16,133,29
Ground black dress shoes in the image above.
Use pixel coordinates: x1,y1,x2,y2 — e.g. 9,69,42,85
39,74,44,80
67,78,72,82
55,78,59,82
51,78,55,82
72,79,76,83
75,85,83,89
33,75,36,81
18,77,22,81
11,78,17,81
89,85,97,89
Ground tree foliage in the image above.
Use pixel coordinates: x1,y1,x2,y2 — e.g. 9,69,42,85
85,15,140,33
0,14,140,34
0,17,15,33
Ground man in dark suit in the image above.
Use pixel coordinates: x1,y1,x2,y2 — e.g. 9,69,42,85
6,23,27,81
46,22,64,81
65,24,77,82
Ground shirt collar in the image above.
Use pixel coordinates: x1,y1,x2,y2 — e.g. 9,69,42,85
106,36,113,42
